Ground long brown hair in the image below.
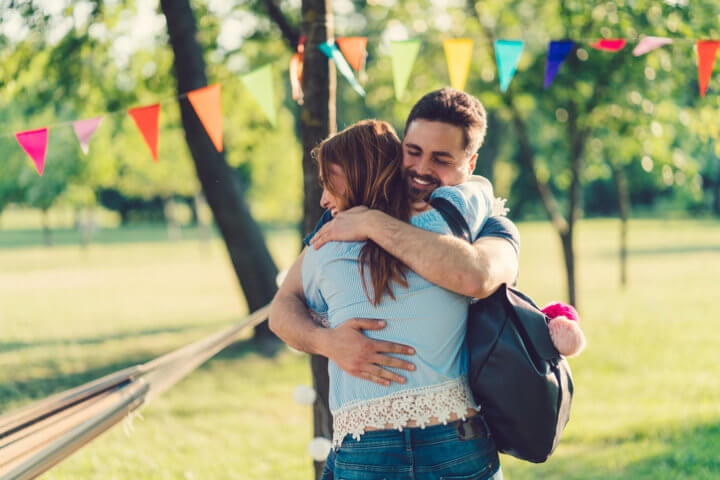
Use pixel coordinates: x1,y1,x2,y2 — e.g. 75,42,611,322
313,120,411,306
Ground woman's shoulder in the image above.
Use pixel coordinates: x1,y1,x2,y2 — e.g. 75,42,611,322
430,176,494,207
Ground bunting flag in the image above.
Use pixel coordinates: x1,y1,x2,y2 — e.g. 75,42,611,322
187,84,223,152
391,40,421,100
290,36,305,104
495,40,524,92
697,40,720,97
15,128,48,176
72,116,103,155
336,37,368,72
241,64,277,126
633,36,673,56
591,39,626,51
544,41,574,89
320,41,366,96
128,104,160,162
443,38,473,91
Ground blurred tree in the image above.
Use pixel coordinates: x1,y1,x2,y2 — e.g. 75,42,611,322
159,0,281,343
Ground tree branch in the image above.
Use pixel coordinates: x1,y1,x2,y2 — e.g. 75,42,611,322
469,1,569,234
261,0,300,50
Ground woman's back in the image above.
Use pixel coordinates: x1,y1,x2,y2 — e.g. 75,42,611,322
302,179,493,448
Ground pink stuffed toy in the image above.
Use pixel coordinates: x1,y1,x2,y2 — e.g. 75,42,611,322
541,302,586,357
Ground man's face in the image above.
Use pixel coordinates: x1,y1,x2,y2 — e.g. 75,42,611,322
402,119,477,198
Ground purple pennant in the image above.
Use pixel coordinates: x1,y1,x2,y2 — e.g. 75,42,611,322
544,41,574,89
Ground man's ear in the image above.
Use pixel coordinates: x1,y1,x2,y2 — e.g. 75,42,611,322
467,153,478,175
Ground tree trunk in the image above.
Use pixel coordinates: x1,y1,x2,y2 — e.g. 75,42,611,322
42,208,53,247
160,0,279,342
164,196,182,242
714,163,720,216
559,231,576,308
611,162,630,288
300,0,336,477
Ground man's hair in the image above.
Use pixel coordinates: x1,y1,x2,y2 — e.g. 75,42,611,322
403,88,488,155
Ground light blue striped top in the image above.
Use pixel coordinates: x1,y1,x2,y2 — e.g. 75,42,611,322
302,178,493,447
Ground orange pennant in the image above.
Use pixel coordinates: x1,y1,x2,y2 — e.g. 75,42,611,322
336,37,368,72
188,84,223,152
128,104,160,162
697,40,720,97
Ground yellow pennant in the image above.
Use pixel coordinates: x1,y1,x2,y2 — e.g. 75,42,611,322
443,39,473,91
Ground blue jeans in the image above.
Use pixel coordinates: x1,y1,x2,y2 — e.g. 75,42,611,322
320,416,502,480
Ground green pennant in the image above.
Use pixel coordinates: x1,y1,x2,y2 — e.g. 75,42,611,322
391,40,421,100
241,64,277,126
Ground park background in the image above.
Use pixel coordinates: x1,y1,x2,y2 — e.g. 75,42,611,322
1,0,719,478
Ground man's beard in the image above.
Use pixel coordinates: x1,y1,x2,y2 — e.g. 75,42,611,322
404,169,441,202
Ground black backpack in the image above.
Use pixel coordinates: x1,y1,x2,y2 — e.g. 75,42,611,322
430,197,574,463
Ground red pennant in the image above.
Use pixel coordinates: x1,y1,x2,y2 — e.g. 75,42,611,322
290,36,305,104
590,39,626,51
188,84,223,152
336,37,368,72
697,40,720,97
128,104,160,162
15,128,48,176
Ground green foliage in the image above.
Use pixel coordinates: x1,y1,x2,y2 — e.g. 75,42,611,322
2,0,720,224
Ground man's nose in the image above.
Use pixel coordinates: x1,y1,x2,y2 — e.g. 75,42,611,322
413,155,434,176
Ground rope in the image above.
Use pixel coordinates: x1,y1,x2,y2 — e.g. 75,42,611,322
0,305,270,480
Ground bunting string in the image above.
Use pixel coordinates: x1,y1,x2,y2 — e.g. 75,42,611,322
3,32,719,176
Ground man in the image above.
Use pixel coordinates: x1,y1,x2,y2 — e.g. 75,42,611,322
269,88,519,386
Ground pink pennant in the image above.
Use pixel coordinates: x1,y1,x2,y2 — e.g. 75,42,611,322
15,128,48,176
633,36,672,56
72,116,103,155
591,39,627,52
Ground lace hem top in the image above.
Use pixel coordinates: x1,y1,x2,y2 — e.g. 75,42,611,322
331,376,479,449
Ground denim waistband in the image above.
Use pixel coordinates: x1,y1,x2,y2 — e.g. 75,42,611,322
336,415,490,451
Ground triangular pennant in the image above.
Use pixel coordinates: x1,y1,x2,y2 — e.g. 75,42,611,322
495,40,524,92
390,40,421,100
443,38,473,91
336,37,368,72
15,128,48,176
187,84,223,152
633,36,672,56
319,41,366,96
591,39,626,51
290,37,306,104
128,104,160,162
544,41,574,89
241,64,277,126
72,116,103,155
697,40,720,97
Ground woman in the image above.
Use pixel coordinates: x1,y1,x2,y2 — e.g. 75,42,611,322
302,120,502,479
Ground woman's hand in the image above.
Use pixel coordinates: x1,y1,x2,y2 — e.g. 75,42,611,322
323,318,416,386
309,206,373,249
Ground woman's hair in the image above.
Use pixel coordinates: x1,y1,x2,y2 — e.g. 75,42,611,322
313,119,411,306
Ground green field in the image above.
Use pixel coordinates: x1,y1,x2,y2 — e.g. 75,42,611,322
1,217,719,479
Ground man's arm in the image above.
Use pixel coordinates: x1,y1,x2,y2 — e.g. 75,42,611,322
268,247,417,386
309,208,519,299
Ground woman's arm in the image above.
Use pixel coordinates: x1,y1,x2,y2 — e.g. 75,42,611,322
268,248,417,385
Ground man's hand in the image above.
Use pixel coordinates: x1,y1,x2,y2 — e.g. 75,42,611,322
310,206,372,249
323,318,416,386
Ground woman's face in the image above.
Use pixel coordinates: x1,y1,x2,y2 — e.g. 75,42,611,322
319,162,347,216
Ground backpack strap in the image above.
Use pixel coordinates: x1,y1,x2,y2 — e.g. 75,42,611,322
429,197,472,243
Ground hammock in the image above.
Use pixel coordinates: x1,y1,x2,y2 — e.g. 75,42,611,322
0,306,269,480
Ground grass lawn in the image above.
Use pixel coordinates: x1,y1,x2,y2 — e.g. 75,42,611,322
1,217,719,479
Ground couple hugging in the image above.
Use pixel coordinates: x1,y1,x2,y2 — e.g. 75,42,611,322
270,88,523,479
